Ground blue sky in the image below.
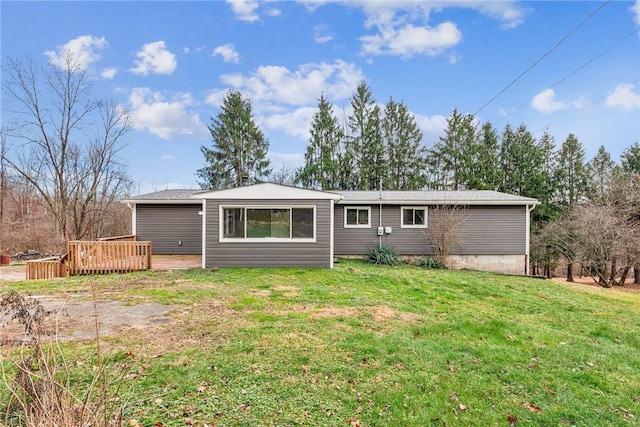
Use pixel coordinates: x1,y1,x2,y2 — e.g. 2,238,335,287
2,0,639,193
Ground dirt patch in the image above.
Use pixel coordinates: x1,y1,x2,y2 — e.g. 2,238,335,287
1,296,176,343
0,264,27,282
281,305,420,322
551,276,640,292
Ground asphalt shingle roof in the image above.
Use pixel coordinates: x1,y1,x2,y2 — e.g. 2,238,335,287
123,189,201,201
335,190,538,204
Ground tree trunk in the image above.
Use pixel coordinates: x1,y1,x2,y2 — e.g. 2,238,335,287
566,260,574,282
635,265,640,285
618,267,630,286
609,258,617,285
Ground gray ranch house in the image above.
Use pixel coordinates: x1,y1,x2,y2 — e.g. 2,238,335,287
122,183,538,275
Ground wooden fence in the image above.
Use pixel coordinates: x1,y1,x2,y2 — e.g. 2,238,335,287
25,238,152,280
26,255,69,280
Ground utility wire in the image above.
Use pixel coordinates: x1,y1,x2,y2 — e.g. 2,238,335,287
494,27,640,126
473,0,611,116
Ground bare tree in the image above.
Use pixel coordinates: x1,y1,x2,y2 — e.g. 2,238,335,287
567,204,640,287
269,162,296,186
1,54,132,248
423,203,468,266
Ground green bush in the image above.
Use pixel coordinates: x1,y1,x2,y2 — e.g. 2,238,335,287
366,243,402,266
415,256,447,269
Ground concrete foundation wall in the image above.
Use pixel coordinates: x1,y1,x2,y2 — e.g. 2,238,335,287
446,255,526,275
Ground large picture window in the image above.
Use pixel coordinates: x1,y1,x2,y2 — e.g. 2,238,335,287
401,207,427,228
344,206,371,228
221,206,315,241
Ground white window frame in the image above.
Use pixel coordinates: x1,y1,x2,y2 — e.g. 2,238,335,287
219,205,316,243
401,206,428,228
344,206,371,228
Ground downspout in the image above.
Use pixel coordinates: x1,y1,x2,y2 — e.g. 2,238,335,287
378,183,383,247
525,203,536,276
127,203,136,236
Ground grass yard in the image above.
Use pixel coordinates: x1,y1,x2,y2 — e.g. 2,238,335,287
1,259,639,426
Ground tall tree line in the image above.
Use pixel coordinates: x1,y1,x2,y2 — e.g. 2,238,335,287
297,81,427,191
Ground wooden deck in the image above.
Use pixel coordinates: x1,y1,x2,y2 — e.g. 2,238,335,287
25,237,153,280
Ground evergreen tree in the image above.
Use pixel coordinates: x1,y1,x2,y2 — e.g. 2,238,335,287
621,142,640,173
428,109,476,190
197,89,270,189
468,121,500,190
499,124,545,198
346,81,384,190
554,133,589,206
531,130,561,226
297,94,344,190
587,145,616,204
382,98,427,190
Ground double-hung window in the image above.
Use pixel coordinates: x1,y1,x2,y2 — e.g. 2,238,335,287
401,207,427,228
221,206,315,241
344,206,371,228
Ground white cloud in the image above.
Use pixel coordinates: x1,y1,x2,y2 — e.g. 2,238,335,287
162,154,175,160
269,151,305,170
631,0,640,25
100,67,117,79
213,44,240,63
448,52,461,65
266,7,281,17
44,35,107,70
227,0,259,22
128,87,208,139
130,41,177,75
415,113,448,144
531,89,569,114
207,60,364,109
314,24,334,44
361,21,462,58
605,84,640,109
263,107,317,140
303,2,526,58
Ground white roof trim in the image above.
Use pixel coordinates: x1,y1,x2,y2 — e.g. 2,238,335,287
193,183,343,201
339,200,539,206
121,199,202,205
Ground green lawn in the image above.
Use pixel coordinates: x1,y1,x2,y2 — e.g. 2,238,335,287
1,260,639,426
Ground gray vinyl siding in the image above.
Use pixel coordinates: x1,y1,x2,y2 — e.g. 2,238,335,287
136,204,202,255
205,199,332,267
334,205,526,256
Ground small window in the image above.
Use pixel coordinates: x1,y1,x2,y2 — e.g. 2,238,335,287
401,207,427,228
345,207,371,228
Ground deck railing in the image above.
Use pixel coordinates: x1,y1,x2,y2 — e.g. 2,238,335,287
67,240,152,275
24,238,152,280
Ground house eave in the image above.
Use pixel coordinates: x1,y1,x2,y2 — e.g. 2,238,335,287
337,199,540,206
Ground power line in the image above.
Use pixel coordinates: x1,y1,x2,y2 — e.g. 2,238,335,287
473,0,611,116
494,27,640,126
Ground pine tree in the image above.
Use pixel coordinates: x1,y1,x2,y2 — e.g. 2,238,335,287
346,81,384,190
382,98,427,190
587,145,616,204
555,133,589,206
297,94,344,190
197,89,271,189
500,124,544,197
428,109,476,190
534,130,561,225
468,121,500,190
621,142,640,173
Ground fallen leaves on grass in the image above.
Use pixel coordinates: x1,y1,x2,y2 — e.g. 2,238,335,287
528,403,542,413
